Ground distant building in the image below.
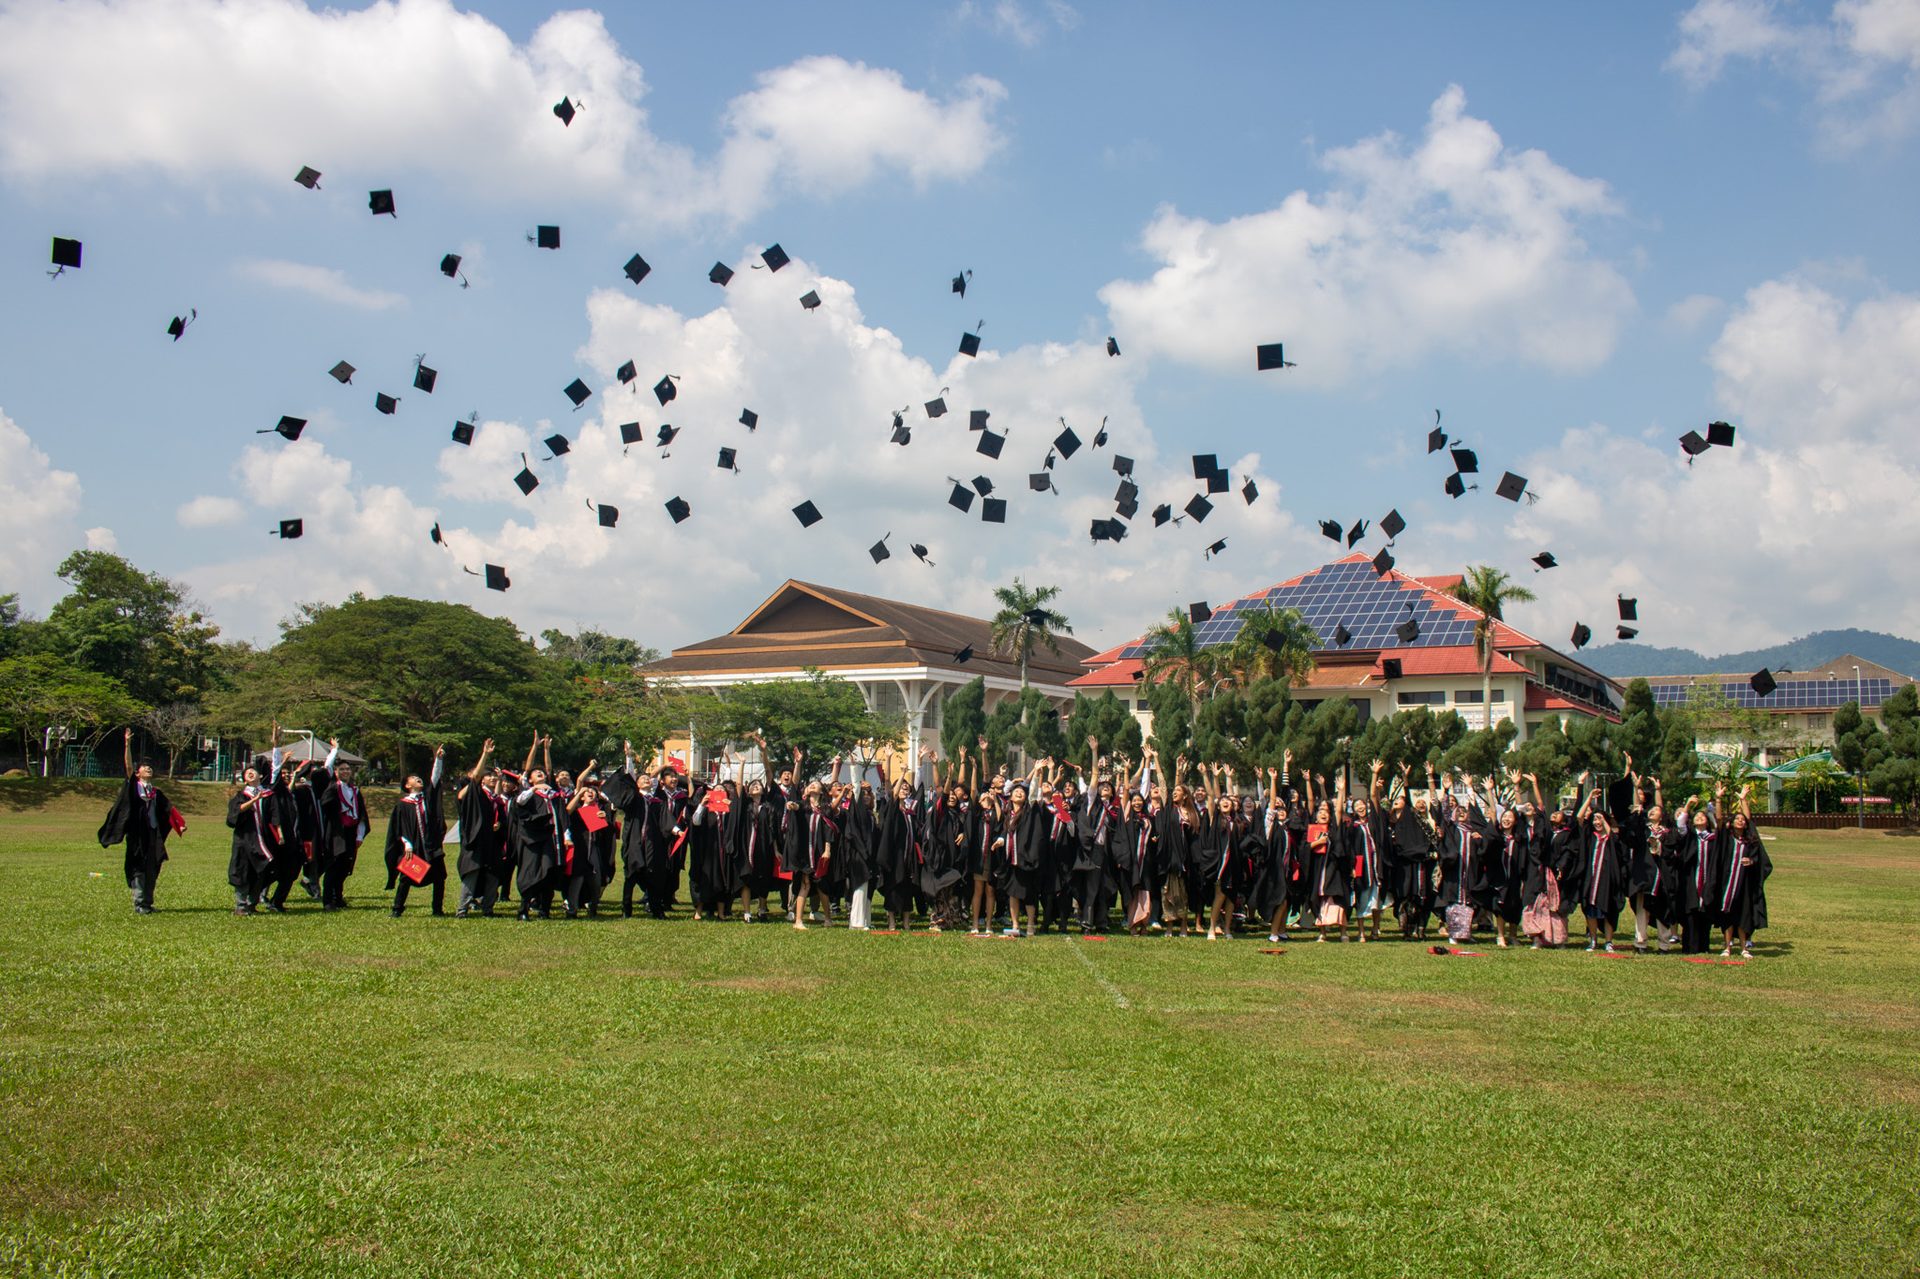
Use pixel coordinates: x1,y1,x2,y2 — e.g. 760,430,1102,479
1644,654,1915,765
1070,554,1622,737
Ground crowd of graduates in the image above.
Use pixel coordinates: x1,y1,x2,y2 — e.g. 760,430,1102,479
98,726,1772,958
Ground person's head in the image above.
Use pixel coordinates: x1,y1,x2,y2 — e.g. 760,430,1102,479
858,781,874,804
578,784,598,805
1010,781,1029,809
1314,800,1331,824
1170,783,1190,806
1149,782,1165,805
1216,793,1236,817
1499,808,1517,832
1097,779,1114,803
893,778,912,800
242,762,260,786
947,780,968,805
1412,796,1428,818
1647,803,1666,828
1268,794,1288,820
334,761,354,784
529,767,549,788
1128,792,1147,818
556,770,573,789
806,790,823,811
1731,810,1750,836
1352,796,1371,820
1692,807,1714,832
403,772,424,794
1592,810,1612,836
1240,794,1259,817
134,758,155,782
979,790,1000,815
802,780,820,800
746,778,764,800
777,767,793,788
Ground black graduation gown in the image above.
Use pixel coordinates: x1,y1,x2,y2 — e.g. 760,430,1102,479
1389,810,1438,922
873,792,918,905
455,783,502,879
386,784,446,883
1714,831,1771,931
598,771,655,877
1438,812,1490,910
513,786,564,894
316,776,369,877
974,808,1002,885
925,797,971,895
226,786,281,891
740,796,782,894
1520,821,1575,901
685,788,735,904
1044,801,1077,896
1346,810,1391,905
1000,804,1046,900
1195,811,1256,897
1577,829,1628,922
782,806,836,879
1248,812,1297,918
1154,807,1195,880
567,798,619,890
1678,828,1721,916
1310,822,1350,904
98,775,175,885
1490,826,1529,923
1116,815,1158,893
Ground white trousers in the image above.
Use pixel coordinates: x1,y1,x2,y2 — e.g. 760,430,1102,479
849,885,871,930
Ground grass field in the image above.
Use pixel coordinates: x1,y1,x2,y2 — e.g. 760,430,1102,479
2,781,1917,1277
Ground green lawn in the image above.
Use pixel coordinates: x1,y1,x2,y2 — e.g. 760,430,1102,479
3,782,1917,1277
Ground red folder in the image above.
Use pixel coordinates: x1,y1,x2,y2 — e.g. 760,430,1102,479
579,805,609,833
397,851,431,884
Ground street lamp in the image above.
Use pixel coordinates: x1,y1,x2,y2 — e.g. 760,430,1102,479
1854,664,1864,829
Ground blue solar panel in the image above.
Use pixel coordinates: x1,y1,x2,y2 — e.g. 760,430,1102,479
1648,678,1894,710
1118,559,1485,659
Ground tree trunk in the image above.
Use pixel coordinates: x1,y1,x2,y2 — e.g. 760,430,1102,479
1481,640,1494,733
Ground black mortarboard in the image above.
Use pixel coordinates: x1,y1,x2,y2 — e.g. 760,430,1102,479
1023,608,1051,626
869,538,891,564
891,424,911,446
982,498,1007,524
718,446,738,471
1192,453,1218,480
1532,552,1556,570
761,244,790,272
1115,493,1139,520
976,429,1005,459
1318,519,1341,541
1347,519,1368,548
665,496,691,523
1570,622,1592,650
564,378,591,408
543,433,570,458
948,483,974,513
972,475,995,496
166,313,192,340
1184,494,1213,522
925,397,947,418
1394,616,1420,644
1090,519,1115,543
413,363,437,393
553,96,576,126
1205,538,1227,559
1616,626,1638,641
653,375,677,405
1242,479,1259,505
1495,471,1527,502
1205,470,1229,495
1152,503,1172,527
623,254,650,285
484,564,509,592
740,408,759,430
1450,448,1478,474
275,518,303,539
51,237,82,269
969,409,990,431
374,393,398,415
259,415,307,441
514,463,538,495
430,522,444,546
800,290,822,311
1189,602,1212,623
1427,427,1447,453
618,421,642,446
1255,343,1294,370
1380,508,1405,540
1750,668,1777,697
1371,547,1394,576
953,644,974,664
1093,423,1108,447
1444,473,1466,498
958,331,981,357
1617,596,1637,621
369,189,395,216
1382,658,1403,680
911,543,932,563
952,271,969,297
709,262,733,286
1106,336,1120,357
451,420,475,446
440,253,462,278
1334,623,1352,646
1054,427,1082,459
1028,472,1054,493
535,225,560,250
1115,477,1139,504
597,504,619,529
1679,430,1709,458
1114,454,1135,477
616,360,636,386
792,500,822,528
1707,421,1736,448
294,166,321,190
656,424,679,448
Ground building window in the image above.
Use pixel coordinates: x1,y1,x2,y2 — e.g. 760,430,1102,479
1806,713,1828,731
1454,689,1506,704
1397,691,1446,706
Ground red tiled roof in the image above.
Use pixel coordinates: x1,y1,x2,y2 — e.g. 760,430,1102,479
1526,682,1621,723
1071,658,1144,687
1378,648,1528,677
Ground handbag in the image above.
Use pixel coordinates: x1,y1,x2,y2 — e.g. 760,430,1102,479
1444,903,1474,942
1541,869,1567,946
1316,900,1346,927
397,851,431,885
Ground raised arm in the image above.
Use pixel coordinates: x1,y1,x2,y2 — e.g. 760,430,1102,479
123,726,134,775
541,734,553,777
1369,759,1384,806
522,734,539,776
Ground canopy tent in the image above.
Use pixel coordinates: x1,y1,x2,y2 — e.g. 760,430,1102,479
1762,749,1835,778
271,736,366,765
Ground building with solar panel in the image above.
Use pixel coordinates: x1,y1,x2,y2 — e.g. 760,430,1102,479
1070,553,1621,740
1643,655,1915,764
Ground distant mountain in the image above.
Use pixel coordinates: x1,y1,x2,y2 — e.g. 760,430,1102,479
1583,629,1920,680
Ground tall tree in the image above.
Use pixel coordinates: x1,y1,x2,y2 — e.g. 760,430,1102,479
1145,678,1195,785
1287,698,1363,786
538,627,659,672
1140,608,1220,718
1449,565,1536,724
939,677,988,762
1868,683,1920,817
0,653,146,774
40,551,223,707
1225,604,1319,688
1242,677,1296,770
988,578,1072,689
1064,690,1144,772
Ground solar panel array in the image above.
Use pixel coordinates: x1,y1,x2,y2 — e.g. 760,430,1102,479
1648,677,1896,710
1119,558,1482,659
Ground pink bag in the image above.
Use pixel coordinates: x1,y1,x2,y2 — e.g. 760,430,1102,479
1523,870,1567,945
1443,903,1474,942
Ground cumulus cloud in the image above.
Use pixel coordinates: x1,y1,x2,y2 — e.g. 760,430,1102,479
1668,0,1920,146
1098,85,1635,387
1663,293,1727,333
0,407,85,610
236,260,408,311
958,0,1081,46
0,0,1006,226
177,496,246,528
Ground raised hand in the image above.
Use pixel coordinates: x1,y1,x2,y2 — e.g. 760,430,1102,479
434,744,445,759
482,738,495,755
124,727,134,744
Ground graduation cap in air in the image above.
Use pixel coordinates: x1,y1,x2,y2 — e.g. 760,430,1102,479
513,457,539,495
1616,626,1638,641
1380,508,1405,541
1334,623,1352,646
718,446,739,471
1184,494,1213,523
1532,552,1557,571
952,270,971,297
1089,518,1121,543
709,261,734,286
972,475,995,496
1255,343,1295,370
653,375,677,405
947,482,975,513
1381,658,1403,680
1444,473,1468,499
563,378,591,409
1151,503,1173,527
1618,596,1637,622
329,360,355,383
1189,602,1212,623
258,415,307,442
800,290,822,311
1570,622,1592,650
413,360,438,394
740,408,759,430
869,536,892,564
543,433,570,459
969,409,990,431
792,500,823,528
1106,336,1120,357
953,644,974,664
452,419,476,446
1028,472,1056,494
484,564,510,592
369,189,395,216
1115,477,1140,505
665,496,691,524
274,518,303,539
911,543,933,565
533,225,560,250
623,254,651,286
761,244,790,272
1707,421,1736,448
1242,479,1259,505
1054,426,1082,459
1093,420,1109,448
1450,447,1478,474
595,503,620,529
374,392,399,415
1394,614,1420,644
618,421,642,448
440,252,464,279
976,429,1005,459
891,423,912,446
1115,492,1140,520
166,310,196,340
294,166,321,190
430,522,445,547
1346,519,1368,548
1495,471,1528,502
1427,427,1447,454
1371,547,1394,576
1318,519,1342,542
50,237,83,274
959,329,982,357
1750,668,1777,698
1113,454,1135,477
656,424,679,449
1679,430,1709,461
611,360,635,390
1192,453,1219,480
982,498,1007,524
1205,539,1227,560
925,396,948,418
553,96,577,126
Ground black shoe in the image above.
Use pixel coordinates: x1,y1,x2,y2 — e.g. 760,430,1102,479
261,900,288,914
537,910,552,920
135,905,155,915
516,908,530,921
431,909,446,917
389,908,403,918
622,907,633,918
300,879,320,901
234,905,253,916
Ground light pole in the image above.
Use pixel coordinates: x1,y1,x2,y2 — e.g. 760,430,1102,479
1854,664,1864,828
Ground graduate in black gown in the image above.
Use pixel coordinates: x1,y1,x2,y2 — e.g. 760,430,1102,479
315,740,369,911
1198,764,1254,941
387,747,447,916
1116,790,1158,934
996,781,1046,937
226,759,281,915
1151,750,1201,936
922,749,973,928
1388,763,1440,940
97,727,178,914
1344,763,1391,943
785,786,836,929
1714,794,1771,958
601,742,666,918
1520,804,1577,949
1573,785,1628,952
1676,796,1720,954
1074,757,1122,936
1485,774,1533,949
968,781,1001,936
1436,776,1490,942
512,755,565,920
455,739,505,916
1626,766,1681,952
736,777,782,923
564,769,618,917
874,753,926,932
1252,767,1301,942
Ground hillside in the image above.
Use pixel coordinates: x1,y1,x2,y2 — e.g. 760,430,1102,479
1584,628,1920,680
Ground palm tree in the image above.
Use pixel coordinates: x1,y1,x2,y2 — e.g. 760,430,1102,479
1140,608,1222,716
1227,604,1321,688
1450,565,1537,727
989,578,1073,689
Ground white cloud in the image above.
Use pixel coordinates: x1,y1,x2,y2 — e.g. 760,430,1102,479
0,407,85,610
236,259,408,311
958,1,1080,46
1664,292,1726,333
0,0,1006,226
1668,0,1920,145
1098,85,1635,387
84,528,118,553
176,496,246,528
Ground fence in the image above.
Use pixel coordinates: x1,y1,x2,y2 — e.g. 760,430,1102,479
1753,812,1909,830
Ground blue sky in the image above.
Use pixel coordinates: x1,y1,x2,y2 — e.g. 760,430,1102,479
1,0,1917,657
